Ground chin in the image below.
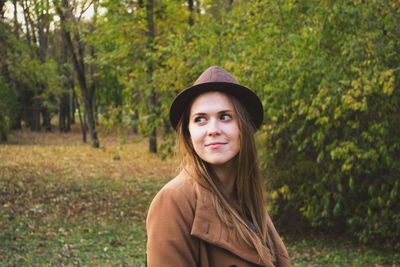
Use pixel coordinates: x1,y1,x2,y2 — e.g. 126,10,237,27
205,158,233,166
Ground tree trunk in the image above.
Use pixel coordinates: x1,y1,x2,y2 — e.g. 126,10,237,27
90,79,97,125
31,98,41,131
138,0,144,8
37,2,52,132
196,0,201,14
59,28,72,133
187,0,194,25
0,131,7,142
11,112,22,129
12,0,19,37
70,91,75,124
146,0,157,153
132,110,139,135
74,89,86,143
0,0,6,19
88,7,98,126
83,106,88,131
55,0,99,147
149,90,157,153
68,70,76,125
59,82,67,132
7,1,21,130
59,99,66,132
23,0,37,46
42,107,52,131
59,90,71,132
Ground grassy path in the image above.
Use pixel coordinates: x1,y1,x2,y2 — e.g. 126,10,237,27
1,128,398,266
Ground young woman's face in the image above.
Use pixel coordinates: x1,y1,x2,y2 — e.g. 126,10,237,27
188,91,240,167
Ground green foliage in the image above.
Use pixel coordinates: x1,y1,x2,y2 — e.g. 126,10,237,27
8,51,64,111
1,0,399,246
286,236,400,266
1,13,64,127
0,77,17,139
256,1,400,245
88,0,400,244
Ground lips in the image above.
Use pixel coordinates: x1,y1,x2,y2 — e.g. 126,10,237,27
205,142,227,149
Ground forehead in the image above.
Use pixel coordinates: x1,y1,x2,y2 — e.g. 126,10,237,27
189,91,234,114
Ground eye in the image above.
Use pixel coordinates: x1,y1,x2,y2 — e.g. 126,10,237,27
194,116,206,123
220,113,232,121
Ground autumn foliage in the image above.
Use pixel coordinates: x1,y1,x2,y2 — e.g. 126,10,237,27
0,0,399,249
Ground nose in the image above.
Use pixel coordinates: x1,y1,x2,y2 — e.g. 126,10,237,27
207,118,221,136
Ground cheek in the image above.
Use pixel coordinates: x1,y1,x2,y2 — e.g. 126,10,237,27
188,126,202,147
189,134,204,158
230,125,241,150
227,124,240,139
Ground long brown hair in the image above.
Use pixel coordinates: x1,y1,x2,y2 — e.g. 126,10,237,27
177,92,274,265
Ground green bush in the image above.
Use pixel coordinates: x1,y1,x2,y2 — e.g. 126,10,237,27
259,1,400,245
0,77,17,140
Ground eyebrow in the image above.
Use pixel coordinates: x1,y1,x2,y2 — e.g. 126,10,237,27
190,110,234,118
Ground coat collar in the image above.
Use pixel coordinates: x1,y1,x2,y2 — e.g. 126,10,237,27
187,174,276,267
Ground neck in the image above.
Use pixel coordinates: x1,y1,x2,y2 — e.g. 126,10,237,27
212,161,236,200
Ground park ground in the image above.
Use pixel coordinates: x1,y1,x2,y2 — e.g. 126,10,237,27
0,127,399,266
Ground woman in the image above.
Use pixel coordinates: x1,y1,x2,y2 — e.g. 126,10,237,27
146,66,290,267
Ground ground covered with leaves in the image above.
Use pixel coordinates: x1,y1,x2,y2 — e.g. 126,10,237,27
1,128,399,266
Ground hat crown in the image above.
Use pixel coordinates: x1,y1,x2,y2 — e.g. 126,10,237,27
169,65,263,131
193,66,238,85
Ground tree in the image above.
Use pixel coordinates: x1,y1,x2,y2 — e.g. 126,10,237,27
146,0,157,153
0,16,17,141
0,1,6,18
55,0,99,147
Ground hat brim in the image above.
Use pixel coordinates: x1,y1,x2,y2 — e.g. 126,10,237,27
169,82,263,130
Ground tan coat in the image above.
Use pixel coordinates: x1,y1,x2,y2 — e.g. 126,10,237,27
146,170,290,267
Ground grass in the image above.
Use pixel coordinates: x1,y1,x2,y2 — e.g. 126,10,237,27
1,126,399,266
286,236,400,266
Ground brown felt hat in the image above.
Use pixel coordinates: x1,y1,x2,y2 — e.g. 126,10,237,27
169,66,264,131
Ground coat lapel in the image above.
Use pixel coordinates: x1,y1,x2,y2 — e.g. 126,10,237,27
190,185,276,267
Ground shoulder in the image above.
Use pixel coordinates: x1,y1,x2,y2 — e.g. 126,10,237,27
163,169,197,195
147,169,198,219
158,169,197,202
146,170,201,266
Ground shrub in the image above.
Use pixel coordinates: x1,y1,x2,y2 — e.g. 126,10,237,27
260,1,400,245
0,77,17,140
